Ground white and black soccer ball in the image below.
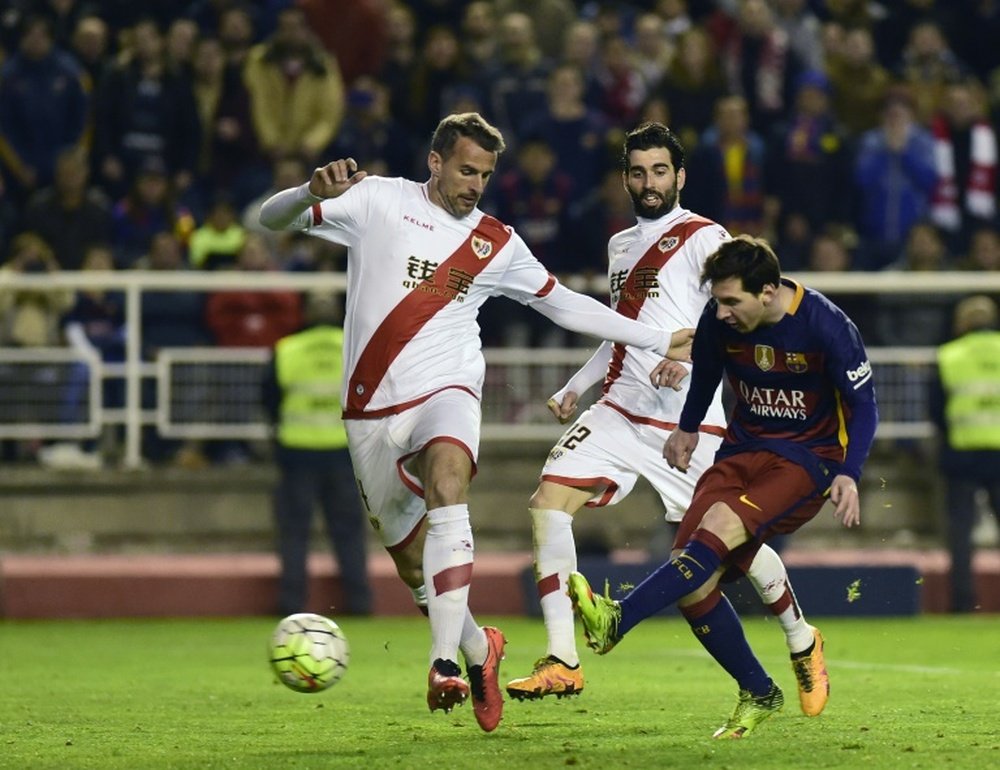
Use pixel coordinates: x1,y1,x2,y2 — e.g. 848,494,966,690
268,612,350,693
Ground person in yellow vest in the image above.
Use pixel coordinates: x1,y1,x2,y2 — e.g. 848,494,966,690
262,292,371,616
931,294,1000,612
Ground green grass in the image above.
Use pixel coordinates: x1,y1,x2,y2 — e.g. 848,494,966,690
1,615,997,769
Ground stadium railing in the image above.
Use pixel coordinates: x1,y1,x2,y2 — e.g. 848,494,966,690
1,269,995,468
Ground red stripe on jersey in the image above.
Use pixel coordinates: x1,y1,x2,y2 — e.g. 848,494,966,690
535,273,557,297
311,203,322,226
601,398,726,436
343,384,478,420
604,217,716,394
345,214,512,414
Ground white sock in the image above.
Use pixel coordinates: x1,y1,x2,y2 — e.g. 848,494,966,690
746,544,815,654
459,610,487,668
531,507,580,667
411,584,428,614
424,504,475,666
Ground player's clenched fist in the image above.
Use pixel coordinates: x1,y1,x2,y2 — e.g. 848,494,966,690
309,158,368,199
546,392,579,424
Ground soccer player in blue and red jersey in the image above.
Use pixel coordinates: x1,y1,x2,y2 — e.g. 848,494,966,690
569,234,878,738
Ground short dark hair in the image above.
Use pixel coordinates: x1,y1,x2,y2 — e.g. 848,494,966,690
621,122,685,172
430,112,506,159
701,235,782,295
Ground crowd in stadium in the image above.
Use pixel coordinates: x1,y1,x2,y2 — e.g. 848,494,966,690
0,0,999,466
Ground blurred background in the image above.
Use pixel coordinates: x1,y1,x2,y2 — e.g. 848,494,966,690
0,0,998,618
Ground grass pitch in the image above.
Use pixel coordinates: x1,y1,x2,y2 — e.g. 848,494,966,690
1,614,996,769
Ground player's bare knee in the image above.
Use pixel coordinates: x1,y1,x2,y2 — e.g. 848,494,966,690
529,481,588,513
423,474,469,508
698,502,749,549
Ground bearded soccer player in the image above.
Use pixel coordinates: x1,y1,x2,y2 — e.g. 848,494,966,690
506,124,830,718
258,112,692,732
569,234,878,738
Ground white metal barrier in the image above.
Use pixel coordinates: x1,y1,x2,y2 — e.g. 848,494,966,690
1,269,997,467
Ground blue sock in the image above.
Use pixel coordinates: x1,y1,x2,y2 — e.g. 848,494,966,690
618,536,725,637
682,592,772,696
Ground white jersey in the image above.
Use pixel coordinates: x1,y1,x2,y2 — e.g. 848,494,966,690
292,176,552,416
276,176,667,419
599,206,729,431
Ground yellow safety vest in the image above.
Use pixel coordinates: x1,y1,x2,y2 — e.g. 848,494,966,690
937,330,1000,450
275,325,348,449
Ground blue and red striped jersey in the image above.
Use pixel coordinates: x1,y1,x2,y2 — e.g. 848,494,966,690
679,279,878,481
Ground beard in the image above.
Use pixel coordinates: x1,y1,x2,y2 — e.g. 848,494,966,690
629,183,678,218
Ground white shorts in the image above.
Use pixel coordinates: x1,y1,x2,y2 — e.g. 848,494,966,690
345,388,481,549
540,401,722,522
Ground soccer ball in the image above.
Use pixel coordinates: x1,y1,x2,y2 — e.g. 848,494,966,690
268,612,350,693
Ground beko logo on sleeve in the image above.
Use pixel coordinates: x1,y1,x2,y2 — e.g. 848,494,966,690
846,359,872,388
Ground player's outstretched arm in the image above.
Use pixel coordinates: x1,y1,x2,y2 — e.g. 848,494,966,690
258,158,367,230
531,283,689,358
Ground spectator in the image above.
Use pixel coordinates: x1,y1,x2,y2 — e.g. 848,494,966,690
825,25,893,138
852,88,938,271
895,19,969,125
190,34,267,212
216,3,255,69
875,221,955,348
772,0,824,72
299,0,389,86
377,1,419,127
165,16,199,76
931,294,1000,612
204,233,302,348
0,14,88,206
593,34,648,130
243,5,346,167
519,64,613,197
566,165,640,281
19,146,112,271
137,229,211,467
494,0,577,62
188,193,245,271
110,156,193,269
806,229,874,335
261,291,372,617
559,19,603,110
483,12,552,142
957,226,1000,272
491,135,575,275
928,80,998,254
655,25,728,152
327,76,415,179
460,0,499,71
684,95,769,238
765,70,852,268
91,16,201,201
655,0,695,36
44,243,125,468
485,135,577,354
632,12,676,90
713,0,804,135
69,14,111,90
0,232,73,348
